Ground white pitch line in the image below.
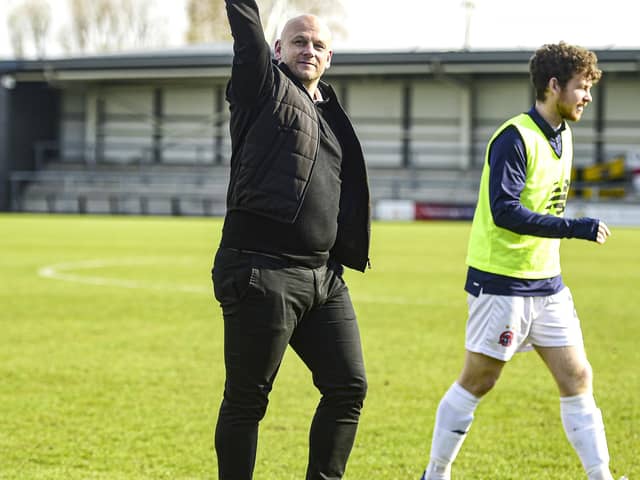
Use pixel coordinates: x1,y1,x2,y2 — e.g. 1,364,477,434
37,258,448,305
38,258,211,294
350,294,449,306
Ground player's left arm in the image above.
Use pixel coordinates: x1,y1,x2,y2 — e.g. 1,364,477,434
488,127,603,242
595,220,611,244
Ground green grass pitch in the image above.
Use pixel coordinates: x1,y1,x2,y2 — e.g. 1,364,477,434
1,213,638,479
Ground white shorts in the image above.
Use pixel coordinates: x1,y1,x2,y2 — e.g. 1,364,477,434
465,286,584,361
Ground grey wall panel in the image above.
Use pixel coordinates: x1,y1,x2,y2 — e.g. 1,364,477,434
348,80,403,166
411,81,467,168
60,90,86,162
602,79,640,159
99,86,154,163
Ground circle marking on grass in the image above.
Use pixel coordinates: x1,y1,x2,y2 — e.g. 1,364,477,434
38,258,210,294
38,258,445,305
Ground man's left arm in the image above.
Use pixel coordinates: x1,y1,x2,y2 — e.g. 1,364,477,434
489,126,600,241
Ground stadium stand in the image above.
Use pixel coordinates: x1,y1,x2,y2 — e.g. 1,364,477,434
2,47,640,217
10,163,229,216
9,162,480,216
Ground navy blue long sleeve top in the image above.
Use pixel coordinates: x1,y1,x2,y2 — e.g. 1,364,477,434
465,107,600,297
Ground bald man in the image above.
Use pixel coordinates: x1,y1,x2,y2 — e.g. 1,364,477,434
211,1,371,479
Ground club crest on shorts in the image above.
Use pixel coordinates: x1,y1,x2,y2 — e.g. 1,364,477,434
498,330,514,347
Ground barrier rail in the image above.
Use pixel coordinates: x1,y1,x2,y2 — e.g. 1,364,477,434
9,168,640,217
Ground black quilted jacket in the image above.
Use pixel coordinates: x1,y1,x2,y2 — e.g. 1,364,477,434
224,0,371,271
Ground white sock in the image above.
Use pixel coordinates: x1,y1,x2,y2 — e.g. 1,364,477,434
422,383,480,480
560,393,613,480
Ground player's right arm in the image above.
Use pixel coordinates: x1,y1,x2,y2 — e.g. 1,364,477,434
488,126,607,243
225,0,274,105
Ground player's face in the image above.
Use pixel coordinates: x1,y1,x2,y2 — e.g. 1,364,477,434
556,73,594,122
274,15,333,89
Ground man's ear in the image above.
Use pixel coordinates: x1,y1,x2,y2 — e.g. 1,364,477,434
274,39,282,61
549,77,561,95
326,50,333,69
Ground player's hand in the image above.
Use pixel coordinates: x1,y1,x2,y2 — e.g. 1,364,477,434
595,220,611,244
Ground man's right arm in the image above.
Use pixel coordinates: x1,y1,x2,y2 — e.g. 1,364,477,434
225,0,274,104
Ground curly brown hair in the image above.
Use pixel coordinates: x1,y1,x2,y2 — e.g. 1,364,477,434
529,41,602,101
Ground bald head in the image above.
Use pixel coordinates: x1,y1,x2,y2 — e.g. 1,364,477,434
280,14,333,47
274,14,334,96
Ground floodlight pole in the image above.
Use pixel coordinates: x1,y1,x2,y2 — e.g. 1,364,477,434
462,0,475,50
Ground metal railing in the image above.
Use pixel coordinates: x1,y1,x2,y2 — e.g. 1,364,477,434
9,166,639,217
8,168,229,216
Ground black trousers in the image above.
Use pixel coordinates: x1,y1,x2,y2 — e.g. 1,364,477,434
212,248,367,480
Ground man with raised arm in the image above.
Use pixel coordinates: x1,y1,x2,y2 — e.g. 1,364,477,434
211,1,371,479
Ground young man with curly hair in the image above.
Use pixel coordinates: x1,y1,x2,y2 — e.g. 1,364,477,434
418,42,625,480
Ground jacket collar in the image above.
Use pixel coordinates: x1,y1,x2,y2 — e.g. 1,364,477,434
275,60,332,103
